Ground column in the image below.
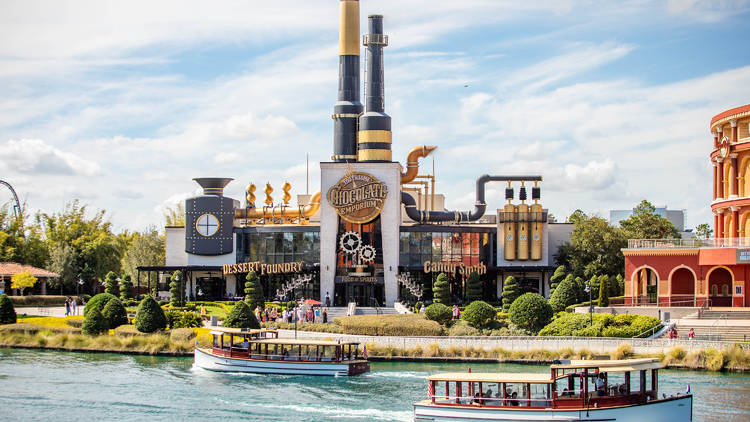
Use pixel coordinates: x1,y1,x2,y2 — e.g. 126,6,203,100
730,154,738,198
713,163,718,200
733,208,740,239
714,213,719,239
731,119,738,142
714,130,719,149
717,158,725,199
718,210,725,239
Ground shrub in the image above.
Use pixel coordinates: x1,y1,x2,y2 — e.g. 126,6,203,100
461,301,496,328
170,327,197,342
549,274,578,313
165,311,202,329
425,303,452,325
598,275,610,307
612,343,634,360
223,301,260,329
114,324,149,337
508,293,552,332
0,294,17,324
120,275,133,300
447,320,480,336
465,271,482,303
79,294,91,303
501,276,520,312
134,296,167,333
539,312,660,338
432,273,451,305
549,266,566,296
169,270,184,307
244,271,265,312
66,318,84,328
614,274,624,297
334,314,442,336
102,298,129,329
104,271,118,296
84,293,118,318
82,307,108,335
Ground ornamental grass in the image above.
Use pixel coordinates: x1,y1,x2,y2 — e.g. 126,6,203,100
334,314,443,336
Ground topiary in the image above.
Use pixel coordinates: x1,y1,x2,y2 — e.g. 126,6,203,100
134,295,167,333
465,271,482,303
461,300,496,328
549,274,578,313
509,293,553,332
104,271,118,296
244,271,265,312
424,303,452,325
169,270,184,307
224,300,260,329
501,276,520,312
549,266,566,296
82,306,108,335
432,273,451,305
102,297,129,329
598,275,610,307
120,275,133,301
0,294,17,324
84,293,118,317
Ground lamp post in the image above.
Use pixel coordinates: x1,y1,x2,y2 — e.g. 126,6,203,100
585,284,593,327
77,277,83,297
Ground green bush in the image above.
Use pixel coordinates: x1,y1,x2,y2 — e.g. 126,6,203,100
134,296,167,333
102,298,129,329
538,312,661,338
114,324,149,337
165,311,202,329
465,271,482,303
432,273,451,305
549,274,579,313
223,301,260,329
120,275,133,301
501,276,520,312
508,293,553,332
334,314,442,336
169,270,184,307
244,271,265,312
549,266,566,296
169,327,197,342
0,294,17,324
66,318,84,328
7,295,81,307
84,293,118,317
598,275,610,307
425,303,452,325
447,320,481,336
82,306,108,335
104,271,118,296
461,301,496,328
261,321,343,334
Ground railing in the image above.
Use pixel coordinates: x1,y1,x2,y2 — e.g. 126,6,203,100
633,323,665,339
371,297,382,315
707,314,728,341
627,237,750,249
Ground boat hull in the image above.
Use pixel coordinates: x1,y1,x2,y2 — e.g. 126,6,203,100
413,395,692,421
194,347,369,376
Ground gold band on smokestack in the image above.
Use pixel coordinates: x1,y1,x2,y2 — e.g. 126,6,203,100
339,0,360,56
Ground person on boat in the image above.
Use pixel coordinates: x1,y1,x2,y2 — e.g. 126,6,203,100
509,392,519,406
595,373,607,396
473,392,482,404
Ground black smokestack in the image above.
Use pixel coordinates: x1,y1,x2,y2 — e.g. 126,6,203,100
332,0,362,163
358,14,391,162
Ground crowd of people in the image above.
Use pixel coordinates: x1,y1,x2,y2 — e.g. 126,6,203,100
253,305,329,324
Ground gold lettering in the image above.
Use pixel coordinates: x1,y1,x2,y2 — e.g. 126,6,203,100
424,261,431,274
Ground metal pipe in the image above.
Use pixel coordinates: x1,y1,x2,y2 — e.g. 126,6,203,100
235,191,321,220
400,145,437,184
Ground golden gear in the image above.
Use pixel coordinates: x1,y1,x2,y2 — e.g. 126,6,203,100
359,244,376,263
339,231,361,254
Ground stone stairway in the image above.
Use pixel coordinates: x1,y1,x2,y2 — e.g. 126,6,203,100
354,307,398,315
698,310,750,320
673,324,750,341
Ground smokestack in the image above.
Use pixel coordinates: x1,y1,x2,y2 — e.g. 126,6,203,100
331,0,362,163
193,177,233,196
358,14,391,162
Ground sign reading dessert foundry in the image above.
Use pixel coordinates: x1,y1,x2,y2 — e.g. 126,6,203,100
223,261,304,276
327,171,388,224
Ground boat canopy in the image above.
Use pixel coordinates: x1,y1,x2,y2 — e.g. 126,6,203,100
427,372,556,384
551,358,663,372
251,338,361,347
209,327,277,335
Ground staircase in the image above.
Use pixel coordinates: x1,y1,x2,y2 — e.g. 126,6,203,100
674,324,750,342
322,306,398,319
698,310,750,320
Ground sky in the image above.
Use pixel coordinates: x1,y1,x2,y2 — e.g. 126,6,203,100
1,0,750,233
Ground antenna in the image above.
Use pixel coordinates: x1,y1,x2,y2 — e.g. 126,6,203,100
306,153,309,195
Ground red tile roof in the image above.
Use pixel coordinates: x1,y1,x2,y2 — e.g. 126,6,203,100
0,262,59,278
711,104,750,127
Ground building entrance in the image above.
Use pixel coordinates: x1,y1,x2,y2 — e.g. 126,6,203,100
334,282,385,307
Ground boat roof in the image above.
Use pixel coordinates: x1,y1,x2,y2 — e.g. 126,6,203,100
427,372,556,384
551,358,663,372
251,338,360,347
209,328,277,335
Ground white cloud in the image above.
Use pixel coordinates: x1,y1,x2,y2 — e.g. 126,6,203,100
0,139,100,176
213,152,243,165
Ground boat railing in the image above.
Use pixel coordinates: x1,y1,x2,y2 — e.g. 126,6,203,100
429,394,552,407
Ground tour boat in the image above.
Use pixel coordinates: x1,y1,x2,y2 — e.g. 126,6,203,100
413,358,692,421
194,327,370,376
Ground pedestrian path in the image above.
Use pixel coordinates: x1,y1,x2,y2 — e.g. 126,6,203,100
15,306,81,317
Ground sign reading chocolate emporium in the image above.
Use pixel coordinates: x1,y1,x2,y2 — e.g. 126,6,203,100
326,171,388,224
223,261,304,276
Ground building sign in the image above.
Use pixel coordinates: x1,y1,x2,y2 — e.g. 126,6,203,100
327,171,388,224
423,261,487,277
338,276,382,283
223,261,304,276
737,249,750,264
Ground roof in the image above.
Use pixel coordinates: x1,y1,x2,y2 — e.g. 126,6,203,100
0,262,59,278
251,338,360,347
711,104,750,127
551,358,663,372
427,372,555,384
209,327,276,335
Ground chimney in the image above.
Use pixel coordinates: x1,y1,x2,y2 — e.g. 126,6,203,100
331,0,362,162
357,14,391,162
193,178,233,196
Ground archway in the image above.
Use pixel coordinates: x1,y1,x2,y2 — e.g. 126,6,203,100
724,213,734,239
632,267,658,305
669,267,695,307
707,267,733,307
724,161,731,198
740,157,750,197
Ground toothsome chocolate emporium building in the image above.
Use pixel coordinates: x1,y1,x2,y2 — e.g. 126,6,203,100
150,1,572,308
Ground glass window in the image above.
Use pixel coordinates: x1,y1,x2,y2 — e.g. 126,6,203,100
283,232,293,255
432,233,442,261
410,232,421,255
421,232,431,255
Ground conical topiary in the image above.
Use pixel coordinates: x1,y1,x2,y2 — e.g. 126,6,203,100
0,294,17,324
120,275,133,300
134,296,167,333
465,271,482,303
82,306,108,335
102,297,129,329
432,273,451,305
224,300,260,329
104,271,118,296
501,276,520,312
244,271,265,312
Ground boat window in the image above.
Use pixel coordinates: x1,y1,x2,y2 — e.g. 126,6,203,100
555,375,582,399
529,383,551,407
604,371,628,396
504,383,526,406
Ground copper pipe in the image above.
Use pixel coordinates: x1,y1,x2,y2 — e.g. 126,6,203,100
401,145,437,184
405,181,430,210
415,174,435,211
235,191,321,220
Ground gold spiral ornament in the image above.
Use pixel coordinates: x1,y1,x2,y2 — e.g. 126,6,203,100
246,183,256,207
264,183,274,206
282,182,292,205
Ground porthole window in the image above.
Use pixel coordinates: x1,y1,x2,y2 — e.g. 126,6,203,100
196,213,220,237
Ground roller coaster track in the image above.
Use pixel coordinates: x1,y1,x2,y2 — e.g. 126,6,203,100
0,180,21,217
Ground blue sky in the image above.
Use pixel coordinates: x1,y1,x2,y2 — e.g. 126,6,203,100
1,0,750,232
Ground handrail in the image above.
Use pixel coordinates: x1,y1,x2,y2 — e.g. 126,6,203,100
707,314,728,340
371,297,382,315
633,323,664,339
628,237,750,249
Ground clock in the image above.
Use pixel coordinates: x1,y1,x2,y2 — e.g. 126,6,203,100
195,213,220,237
719,136,729,158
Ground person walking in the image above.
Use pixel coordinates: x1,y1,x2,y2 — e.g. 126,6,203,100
64,297,70,317
314,307,320,323
323,308,328,324
71,297,78,316
270,307,278,322
325,292,331,307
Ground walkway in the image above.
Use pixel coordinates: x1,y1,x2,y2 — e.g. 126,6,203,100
15,306,80,317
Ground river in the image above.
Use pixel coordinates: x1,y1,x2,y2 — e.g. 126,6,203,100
0,348,748,421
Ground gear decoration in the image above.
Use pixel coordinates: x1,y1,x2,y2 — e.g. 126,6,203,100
339,231,361,254
359,245,376,263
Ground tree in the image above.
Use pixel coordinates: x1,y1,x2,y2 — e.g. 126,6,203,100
461,301,496,328
608,273,620,298
432,273,451,305
169,270,184,307
598,275,610,307
574,277,587,303
615,274,624,297
47,244,76,293
0,204,48,269
164,203,186,226
102,297,129,329
120,275,133,300
465,271,482,303
120,227,165,284
548,274,578,313
0,294,17,324
424,303,452,325
508,293,553,332
84,293,118,317
82,306,108,335
224,300,260,329
134,296,167,333
244,271,265,311
104,271,118,296
555,211,627,280
619,200,680,239
549,266,566,296
501,276,520,312
695,223,713,240
588,275,600,301
11,272,37,295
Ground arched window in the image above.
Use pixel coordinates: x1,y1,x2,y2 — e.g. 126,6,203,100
722,284,729,296
712,285,718,296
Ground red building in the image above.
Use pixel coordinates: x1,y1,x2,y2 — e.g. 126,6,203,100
623,104,750,308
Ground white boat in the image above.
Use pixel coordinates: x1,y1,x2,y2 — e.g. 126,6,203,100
194,327,370,376
413,358,692,421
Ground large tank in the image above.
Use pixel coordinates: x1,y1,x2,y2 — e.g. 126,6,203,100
516,203,529,261
503,203,516,261
530,202,543,260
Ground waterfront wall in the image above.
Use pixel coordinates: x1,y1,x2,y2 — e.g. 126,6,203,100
276,330,744,354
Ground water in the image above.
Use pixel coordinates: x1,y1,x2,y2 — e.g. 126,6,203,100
0,348,748,421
